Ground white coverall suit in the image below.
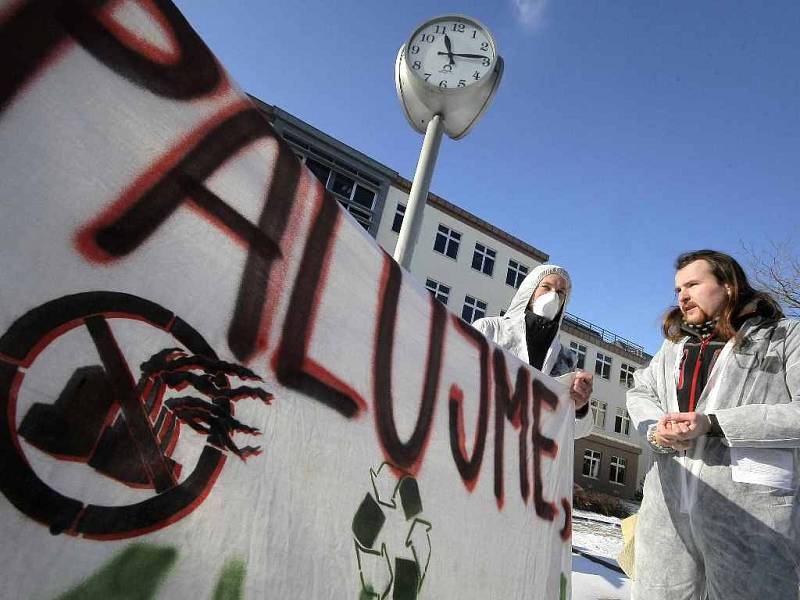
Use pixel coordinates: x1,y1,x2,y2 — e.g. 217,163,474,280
473,263,593,439
627,316,800,599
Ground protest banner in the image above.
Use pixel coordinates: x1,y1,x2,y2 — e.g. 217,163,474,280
0,2,575,597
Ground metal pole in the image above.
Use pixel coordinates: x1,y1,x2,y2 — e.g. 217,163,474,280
393,114,445,269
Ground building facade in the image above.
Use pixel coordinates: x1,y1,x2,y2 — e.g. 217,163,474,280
559,318,652,498
256,96,652,500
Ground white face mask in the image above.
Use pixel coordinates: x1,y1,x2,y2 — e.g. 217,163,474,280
531,291,562,321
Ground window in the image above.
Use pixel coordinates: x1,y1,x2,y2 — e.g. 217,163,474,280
391,204,406,233
425,278,450,305
305,157,331,186
471,242,496,276
351,185,376,209
330,172,355,199
590,399,606,428
614,408,631,435
620,363,636,388
433,224,461,259
329,172,376,211
570,341,587,370
340,202,372,230
506,259,529,288
582,449,602,479
461,296,487,323
609,456,627,485
299,154,377,230
595,352,612,380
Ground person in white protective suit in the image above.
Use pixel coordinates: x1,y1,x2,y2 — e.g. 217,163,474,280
473,264,594,437
627,249,800,600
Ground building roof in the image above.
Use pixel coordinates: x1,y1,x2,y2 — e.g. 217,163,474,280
250,95,549,264
251,94,649,355
562,313,652,364
252,97,397,181
391,176,549,263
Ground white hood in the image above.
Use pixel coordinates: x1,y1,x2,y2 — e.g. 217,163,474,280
504,264,572,327
498,264,572,376
472,263,592,438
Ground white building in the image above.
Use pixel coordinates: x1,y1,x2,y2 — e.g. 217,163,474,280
559,321,651,498
255,96,652,499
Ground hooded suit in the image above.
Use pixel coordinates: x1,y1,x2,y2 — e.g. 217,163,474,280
627,315,800,599
472,264,593,438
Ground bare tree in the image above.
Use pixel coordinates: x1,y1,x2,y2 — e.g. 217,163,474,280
743,241,800,317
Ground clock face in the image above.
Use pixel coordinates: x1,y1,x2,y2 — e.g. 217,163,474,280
406,16,496,91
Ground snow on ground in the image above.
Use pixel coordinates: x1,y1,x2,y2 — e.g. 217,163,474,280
572,517,623,561
572,509,622,526
572,552,631,600
572,511,632,599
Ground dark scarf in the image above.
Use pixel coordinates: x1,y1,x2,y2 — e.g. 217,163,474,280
675,309,755,413
677,319,723,413
524,310,560,371
681,317,718,337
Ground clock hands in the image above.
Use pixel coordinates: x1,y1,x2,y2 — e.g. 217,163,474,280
437,51,489,60
439,34,488,71
442,34,455,66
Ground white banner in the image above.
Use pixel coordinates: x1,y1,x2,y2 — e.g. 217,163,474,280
0,1,576,598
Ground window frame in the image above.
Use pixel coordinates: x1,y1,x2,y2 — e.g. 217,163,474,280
296,154,377,230
582,449,602,479
570,341,588,370
433,224,462,260
609,455,627,485
614,408,631,435
620,362,636,388
595,352,613,380
391,203,406,234
471,242,496,276
590,398,606,428
461,295,488,323
425,278,451,305
505,259,529,289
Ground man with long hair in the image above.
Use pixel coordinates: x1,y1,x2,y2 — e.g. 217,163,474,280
626,249,800,599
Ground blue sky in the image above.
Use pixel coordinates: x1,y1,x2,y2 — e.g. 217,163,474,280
174,0,799,354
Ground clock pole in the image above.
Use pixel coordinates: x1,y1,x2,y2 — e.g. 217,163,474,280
394,114,444,269
393,14,503,271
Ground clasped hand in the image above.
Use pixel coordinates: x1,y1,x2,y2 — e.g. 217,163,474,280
655,412,711,451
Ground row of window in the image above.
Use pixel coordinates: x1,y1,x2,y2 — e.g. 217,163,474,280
569,341,638,387
589,400,631,435
425,278,487,323
392,207,531,289
582,449,627,485
295,150,378,230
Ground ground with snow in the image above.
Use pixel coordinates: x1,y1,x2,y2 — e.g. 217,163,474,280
571,510,632,599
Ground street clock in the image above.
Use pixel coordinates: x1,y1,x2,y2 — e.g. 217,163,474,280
393,15,504,269
396,15,503,140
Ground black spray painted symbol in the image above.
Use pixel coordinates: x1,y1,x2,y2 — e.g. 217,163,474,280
0,292,271,540
352,462,432,600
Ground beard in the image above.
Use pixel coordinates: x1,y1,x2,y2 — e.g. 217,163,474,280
682,305,711,324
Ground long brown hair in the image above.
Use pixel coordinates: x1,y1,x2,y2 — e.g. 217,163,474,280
662,249,783,342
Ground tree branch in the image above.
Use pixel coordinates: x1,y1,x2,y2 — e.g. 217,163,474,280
742,240,800,316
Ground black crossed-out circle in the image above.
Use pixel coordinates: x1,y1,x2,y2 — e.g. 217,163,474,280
0,291,228,540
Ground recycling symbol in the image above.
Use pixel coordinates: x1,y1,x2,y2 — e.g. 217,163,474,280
352,462,432,600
